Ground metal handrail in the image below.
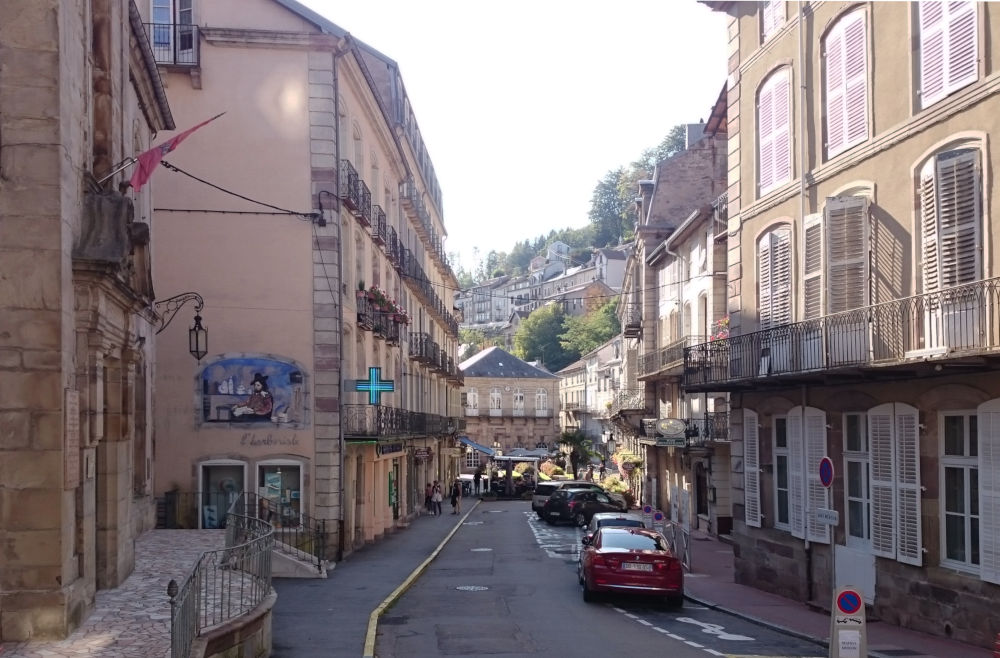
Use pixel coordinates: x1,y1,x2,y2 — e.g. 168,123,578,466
168,494,273,658
143,23,200,66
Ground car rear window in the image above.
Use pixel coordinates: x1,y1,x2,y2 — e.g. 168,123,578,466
534,484,558,495
600,532,667,551
597,519,644,529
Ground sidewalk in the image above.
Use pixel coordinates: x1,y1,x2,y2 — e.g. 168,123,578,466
682,530,992,658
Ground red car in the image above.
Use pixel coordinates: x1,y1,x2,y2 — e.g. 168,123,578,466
579,527,684,608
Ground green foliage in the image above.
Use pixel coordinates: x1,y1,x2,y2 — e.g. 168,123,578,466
558,430,595,479
588,167,630,248
561,299,621,356
460,328,488,355
513,304,573,371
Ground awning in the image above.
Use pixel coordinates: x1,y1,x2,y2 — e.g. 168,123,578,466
458,436,495,456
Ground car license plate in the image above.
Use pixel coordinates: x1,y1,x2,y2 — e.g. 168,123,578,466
550,512,561,516
622,562,652,572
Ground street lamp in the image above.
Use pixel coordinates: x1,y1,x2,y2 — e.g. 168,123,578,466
154,292,208,361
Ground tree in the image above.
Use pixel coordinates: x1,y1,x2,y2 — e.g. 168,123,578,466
459,328,488,356
560,299,621,356
558,430,594,479
513,304,572,371
588,167,630,248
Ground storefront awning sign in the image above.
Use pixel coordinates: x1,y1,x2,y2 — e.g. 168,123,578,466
355,366,394,405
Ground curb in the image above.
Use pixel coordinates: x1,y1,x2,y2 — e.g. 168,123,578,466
362,499,483,658
684,592,904,658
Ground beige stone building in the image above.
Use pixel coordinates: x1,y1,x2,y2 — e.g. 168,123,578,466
459,347,559,471
144,0,462,558
0,0,173,640
692,1,1000,647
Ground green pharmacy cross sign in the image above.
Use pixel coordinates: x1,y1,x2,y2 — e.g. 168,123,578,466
355,367,395,405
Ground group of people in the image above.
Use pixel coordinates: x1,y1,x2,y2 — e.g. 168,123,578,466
424,479,463,516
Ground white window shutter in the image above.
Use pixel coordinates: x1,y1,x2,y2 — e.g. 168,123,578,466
842,11,868,149
803,213,823,320
744,409,762,528
935,150,981,287
977,398,1000,584
919,2,947,107
894,403,922,565
868,403,896,558
762,1,775,40
826,196,869,313
919,167,940,293
771,70,792,189
758,234,773,327
805,407,831,544
771,228,792,325
824,15,847,156
945,1,977,95
758,80,776,194
788,407,806,539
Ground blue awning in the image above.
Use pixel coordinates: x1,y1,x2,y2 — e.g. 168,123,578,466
458,436,495,456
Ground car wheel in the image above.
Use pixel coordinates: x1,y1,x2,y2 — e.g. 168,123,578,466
582,579,597,603
574,512,586,527
664,595,684,610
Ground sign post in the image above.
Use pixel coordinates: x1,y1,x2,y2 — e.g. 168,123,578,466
829,586,867,658
642,504,653,527
652,509,665,535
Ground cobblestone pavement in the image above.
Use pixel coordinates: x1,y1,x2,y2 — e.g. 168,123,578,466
1,530,224,658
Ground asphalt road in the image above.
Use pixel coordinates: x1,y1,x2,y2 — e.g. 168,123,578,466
375,501,826,658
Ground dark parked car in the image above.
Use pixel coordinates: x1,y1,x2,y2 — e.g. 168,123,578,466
580,527,684,607
531,481,605,517
541,488,626,526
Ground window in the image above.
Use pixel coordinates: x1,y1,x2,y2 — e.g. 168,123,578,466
919,148,981,293
467,388,478,410
744,409,761,527
761,0,785,41
975,398,1000,584
824,9,868,158
940,412,978,571
490,387,502,413
536,389,548,411
868,403,922,565
774,416,790,529
758,68,791,195
919,1,978,109
758,225,792,328
513,389,524,416
465,450,481,469
844,413,870,546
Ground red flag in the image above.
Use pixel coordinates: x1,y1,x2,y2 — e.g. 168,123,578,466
129,112,225,192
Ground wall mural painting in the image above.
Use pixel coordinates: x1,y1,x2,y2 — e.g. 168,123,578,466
199,354,310,428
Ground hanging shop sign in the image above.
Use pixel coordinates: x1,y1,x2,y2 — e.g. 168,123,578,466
414,447,433,461
375,441,404,457
355,366,394,405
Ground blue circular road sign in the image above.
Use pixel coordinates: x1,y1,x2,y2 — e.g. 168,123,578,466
819,456,834,488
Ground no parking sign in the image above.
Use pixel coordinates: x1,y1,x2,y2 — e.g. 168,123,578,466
642,504,653,526
652,509,665,534
830,586,867,658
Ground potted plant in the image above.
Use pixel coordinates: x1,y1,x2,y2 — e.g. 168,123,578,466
356,280,366,301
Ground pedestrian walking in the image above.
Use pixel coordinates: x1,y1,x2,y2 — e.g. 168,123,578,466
451,478,462,514
424,482,433,514
431,481,443,516
473,469,482,495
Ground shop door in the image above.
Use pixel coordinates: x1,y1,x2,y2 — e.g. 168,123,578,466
200,463,244,529
390,459,400,520
258,464,302,528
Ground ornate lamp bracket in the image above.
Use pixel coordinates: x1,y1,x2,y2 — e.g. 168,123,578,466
153,292,204,335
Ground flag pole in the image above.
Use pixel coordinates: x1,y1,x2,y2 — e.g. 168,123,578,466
95,157,138,186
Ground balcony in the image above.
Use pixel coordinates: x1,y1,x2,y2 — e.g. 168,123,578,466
686,412,730,444
408,332,432,363
639,335,706,379
372,312,402,345
358,181,372,226
343,405,453,438
387,227,400,269
684,277,1000,392
623,302,642,338
355,293,375,331
372,205,387,246
609,388,646,417
143,23,200,66
339,160,361,216
563,401,581,411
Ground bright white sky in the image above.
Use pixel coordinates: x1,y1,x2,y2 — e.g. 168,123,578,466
299,0,729,273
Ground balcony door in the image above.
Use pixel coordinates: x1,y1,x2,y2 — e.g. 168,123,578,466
151,0,193,64
757,225,792,375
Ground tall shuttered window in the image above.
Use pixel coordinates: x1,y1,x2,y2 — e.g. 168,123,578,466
868,403,923,565
761,0,785,41
744,409,762,528
940,412,979,571
920,149,981,293
824,9,868,158
975,399,1000,584
844,413,871,547
773,415,790,529
919,1,978,109
758,69,792,196
758,226,792,328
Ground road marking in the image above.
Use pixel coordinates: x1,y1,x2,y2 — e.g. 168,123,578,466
676,617,754,641
612,605,756,657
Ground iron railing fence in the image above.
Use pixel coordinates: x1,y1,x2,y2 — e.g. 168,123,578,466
640,335,707,377
342,404,452,438
168,495,273,658
143,23,200,66
623,302,642,337
359,181,372,226
372,205,387,245
662,521,692,572
686,412,730,444
684,277,1000,390
609,388,646,416
338,160,360,213
157,490,238,530
235,492,326,572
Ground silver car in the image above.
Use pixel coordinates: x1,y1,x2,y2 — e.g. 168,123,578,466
531,480,605,517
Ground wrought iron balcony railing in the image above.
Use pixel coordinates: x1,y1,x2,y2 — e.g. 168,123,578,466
356,293,375,331
358,181,372,226
372,205,387,246
339,160,360,214
409,331,432,362
609,388,646,416
684,277,1000,391
623,302,642,338
343,405,452,438
387,227,400,269
143,23,200,66
686,412,730,444
639,335,707,378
